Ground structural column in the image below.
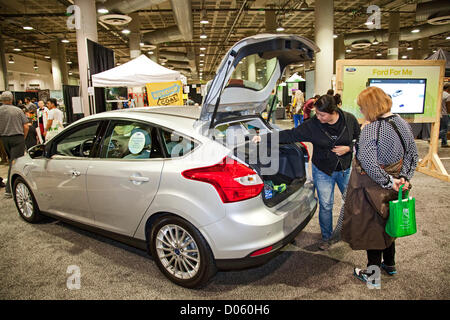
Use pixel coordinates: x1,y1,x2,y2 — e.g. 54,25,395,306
50,40,69,90
74,0,98,116
412,40,420,59
129,12,141,59
248,54,256,82
420,37,429,59
265,4,277,33
333,34,345,73
0,32,8,91
387,12,400,60
314,0,334,95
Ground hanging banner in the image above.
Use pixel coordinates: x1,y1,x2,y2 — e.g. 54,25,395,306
146,81,183,106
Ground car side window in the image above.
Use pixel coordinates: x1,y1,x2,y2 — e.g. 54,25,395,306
160,129,197,158
54,122,100,158
100,121,164,159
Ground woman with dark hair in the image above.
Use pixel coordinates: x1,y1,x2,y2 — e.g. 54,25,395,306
334,93,342,107
253,95,360,250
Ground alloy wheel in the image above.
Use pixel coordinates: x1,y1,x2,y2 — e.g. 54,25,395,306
15,183,34,218
155,224,201,280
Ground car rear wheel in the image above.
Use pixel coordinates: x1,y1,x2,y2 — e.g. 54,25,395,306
13,177,42,223
149,215,217,288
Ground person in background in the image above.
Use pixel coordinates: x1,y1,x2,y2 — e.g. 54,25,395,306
440,83,450,148
253,95,360,250
341,86,418,286
45,98,64,141
24,97,37,115
267,89,279,124
0,138,7,163
302,95,320,121
0,91,29,198
334,93,342,108
292,89,305,128
327,89,334,96
36,100,48,143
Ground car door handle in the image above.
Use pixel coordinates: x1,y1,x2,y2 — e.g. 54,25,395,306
70,170,81,177
129,176,150,182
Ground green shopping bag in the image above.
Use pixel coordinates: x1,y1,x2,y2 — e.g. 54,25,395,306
385,184,417,237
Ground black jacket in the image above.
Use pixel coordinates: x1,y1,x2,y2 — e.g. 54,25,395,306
279,109,360,176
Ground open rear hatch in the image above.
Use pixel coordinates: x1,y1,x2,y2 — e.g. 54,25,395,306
197,34,318,206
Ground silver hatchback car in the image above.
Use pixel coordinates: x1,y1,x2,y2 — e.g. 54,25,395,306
11,34,319,288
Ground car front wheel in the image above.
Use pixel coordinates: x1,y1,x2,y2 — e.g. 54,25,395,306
13,177,42,223
149,215,217,288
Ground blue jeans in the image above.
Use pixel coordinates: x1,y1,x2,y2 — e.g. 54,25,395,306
312,164,351,241
440,115,449,146
293,114,303,128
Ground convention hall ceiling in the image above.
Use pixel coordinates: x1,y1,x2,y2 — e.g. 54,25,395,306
0,0,449,81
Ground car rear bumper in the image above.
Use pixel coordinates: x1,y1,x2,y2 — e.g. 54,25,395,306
215,200,317,270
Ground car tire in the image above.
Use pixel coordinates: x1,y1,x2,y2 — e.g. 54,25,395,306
149,215,217,288
13,177,42,223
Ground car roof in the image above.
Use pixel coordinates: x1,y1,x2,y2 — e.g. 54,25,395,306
71,106,208,142
124,106,201,119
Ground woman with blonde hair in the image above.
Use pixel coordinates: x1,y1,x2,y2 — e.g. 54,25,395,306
341,86,418,286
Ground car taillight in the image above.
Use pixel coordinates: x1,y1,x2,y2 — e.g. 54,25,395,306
182,156,264,203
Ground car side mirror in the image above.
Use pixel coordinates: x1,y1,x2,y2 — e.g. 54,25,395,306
28,144,47,159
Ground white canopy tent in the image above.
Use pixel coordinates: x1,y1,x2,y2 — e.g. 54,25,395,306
92,54,186,87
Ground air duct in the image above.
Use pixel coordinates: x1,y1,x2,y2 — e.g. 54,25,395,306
343,23,450,46
159,51,189,62
97,0,166,15
416,0,450,25
142,0,193,44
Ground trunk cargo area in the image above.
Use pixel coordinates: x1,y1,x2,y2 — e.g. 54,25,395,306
234,141,308,207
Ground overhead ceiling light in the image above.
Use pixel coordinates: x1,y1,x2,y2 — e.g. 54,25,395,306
140,42,144,47
61,39,69,43
97,7,109,14
67,61,72,64
122,29,131,35
68,72,73,75
402,55,408,59
407,47,413,50
446,36,450,40
33,61,38,70
333,34,338,39
364,21,374,26
433,50,437,53
372,38,379,45
377,52,382,56
346,49,352,53
45,56,50,59
148,51,154,54
199,53,205,57
200,33,207,39
276,26,285,32
200,8,209,24
411,29,420,33
23,26,33,30
13,48,21,52
200,47,206,51
8,55,14,64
